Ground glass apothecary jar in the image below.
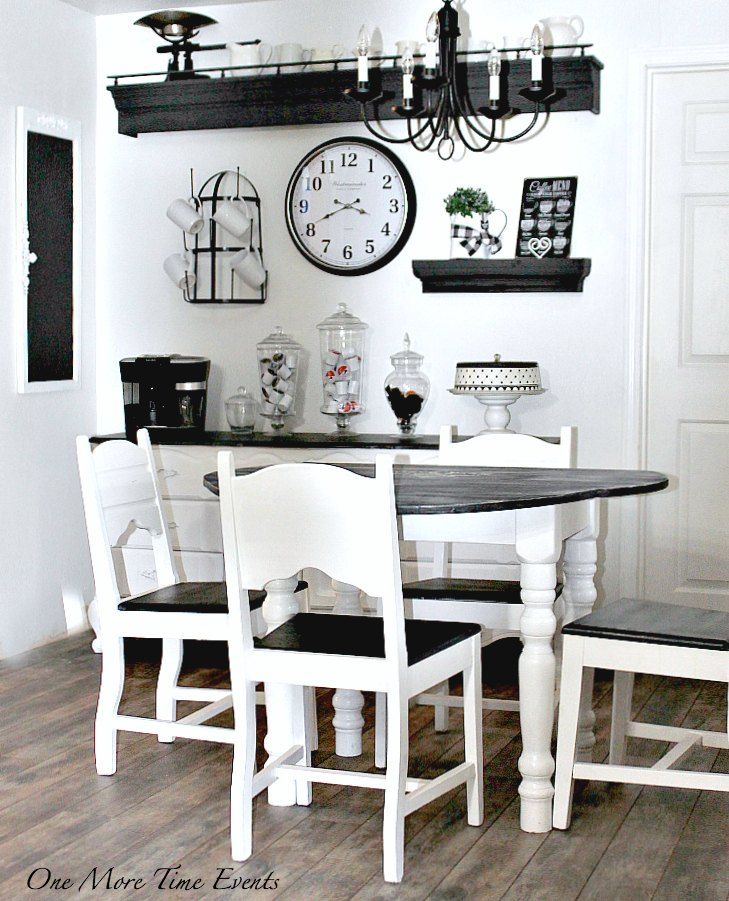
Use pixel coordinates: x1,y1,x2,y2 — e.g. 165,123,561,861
256,326,302,430
384,333,430,434
317,303,368,431
225,386,258,433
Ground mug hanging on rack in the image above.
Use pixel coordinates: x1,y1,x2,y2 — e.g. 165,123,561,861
166,167,267,305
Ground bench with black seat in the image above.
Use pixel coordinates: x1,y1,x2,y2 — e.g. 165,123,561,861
553,598,729,829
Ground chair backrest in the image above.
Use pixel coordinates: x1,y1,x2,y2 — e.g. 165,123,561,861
218,452,406,667
401,426,576,549
438,425,575,467
76,429,177,619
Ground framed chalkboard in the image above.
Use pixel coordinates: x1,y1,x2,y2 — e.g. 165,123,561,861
15,108,81,393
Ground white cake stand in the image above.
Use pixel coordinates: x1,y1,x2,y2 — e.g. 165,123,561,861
448,388,546,432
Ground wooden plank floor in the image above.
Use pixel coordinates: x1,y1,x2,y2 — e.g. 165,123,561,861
0,632,726,900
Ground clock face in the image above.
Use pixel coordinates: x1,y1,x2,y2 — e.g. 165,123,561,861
285,137,416,276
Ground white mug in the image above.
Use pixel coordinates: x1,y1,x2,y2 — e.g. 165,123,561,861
309,44,346,72
212,199,252,240
460,38,495,54
228,42,273,75
166,198,204,235
275,42,312,70
501,36,530,60
395,40,421,58
163,253,196,290
230,247,266,288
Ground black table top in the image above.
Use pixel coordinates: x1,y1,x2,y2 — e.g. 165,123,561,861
91,430,562,450
203,464,668,515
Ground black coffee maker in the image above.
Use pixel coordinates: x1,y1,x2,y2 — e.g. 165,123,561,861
120,355,210,440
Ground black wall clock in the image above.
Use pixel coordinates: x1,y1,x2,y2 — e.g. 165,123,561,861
285,137,416,276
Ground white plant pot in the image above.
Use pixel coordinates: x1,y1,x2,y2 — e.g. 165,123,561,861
450,213,486,259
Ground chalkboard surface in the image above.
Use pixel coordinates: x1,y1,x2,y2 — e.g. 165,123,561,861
26,131,74,383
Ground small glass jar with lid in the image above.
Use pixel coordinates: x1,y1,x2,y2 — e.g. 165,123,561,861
317,303,368,430
225,386,258,433
384,333,430,434
256,326,302,430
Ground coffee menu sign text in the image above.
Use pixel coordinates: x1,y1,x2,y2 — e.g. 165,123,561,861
515,177,578,258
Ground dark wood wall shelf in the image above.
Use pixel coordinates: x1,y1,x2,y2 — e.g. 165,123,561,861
412,258,592,293
108,55,602,137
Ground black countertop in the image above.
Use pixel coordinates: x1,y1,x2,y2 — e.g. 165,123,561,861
203,464,669,515
90,430,559,449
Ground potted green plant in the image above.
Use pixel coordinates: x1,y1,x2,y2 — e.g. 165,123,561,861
445,187,507,259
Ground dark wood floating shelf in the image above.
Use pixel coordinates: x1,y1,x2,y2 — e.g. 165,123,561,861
412,258,592,293
108,55,602,137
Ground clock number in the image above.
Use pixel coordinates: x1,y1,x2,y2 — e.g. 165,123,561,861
320,159,335,175
340,152,358,167
304,177,323,191
365,240,375,254
306,223,316,237
368,159,374,173
321,239,331,253
389,199,400,214
381,223,391,237
382,174,393,190
343,245,353,260
299,199,309,214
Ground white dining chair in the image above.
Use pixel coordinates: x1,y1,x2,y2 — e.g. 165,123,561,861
218,452,484,883
399,425,575,733
553,598,729,829
76,430,306,772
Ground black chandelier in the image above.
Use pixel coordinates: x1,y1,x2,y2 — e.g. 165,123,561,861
345,0,557,160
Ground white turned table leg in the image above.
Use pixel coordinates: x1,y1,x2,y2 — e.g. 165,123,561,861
331,579,365,757
261,575,302,806
87,597,102,653
516,506,561,833
562,500,599,763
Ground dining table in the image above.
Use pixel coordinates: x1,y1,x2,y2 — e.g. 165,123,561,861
204,462,668,833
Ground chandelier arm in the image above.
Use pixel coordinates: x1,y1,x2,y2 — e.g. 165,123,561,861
457,84,542,143
445,76,495,152
407,111,441,152
489,106,541,143
451,109,496,153
422,86,441,134
359,106,433,144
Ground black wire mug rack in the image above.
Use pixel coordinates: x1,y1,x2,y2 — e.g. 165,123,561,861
182,168,266,304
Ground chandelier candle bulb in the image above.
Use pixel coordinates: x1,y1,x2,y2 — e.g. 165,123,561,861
402,51,415,105
424,12,439,70
488,49,501,102
530,25,544,82
356,25,370,86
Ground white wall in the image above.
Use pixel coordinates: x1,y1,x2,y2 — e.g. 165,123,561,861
95,1,729,604
0,0,96,658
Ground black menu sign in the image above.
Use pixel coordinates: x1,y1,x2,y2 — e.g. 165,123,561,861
515,177,578,259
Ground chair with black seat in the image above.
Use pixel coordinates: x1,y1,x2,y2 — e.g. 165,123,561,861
218,452,484,882
553,598,729,829
399,424,575,734
76,429,306,771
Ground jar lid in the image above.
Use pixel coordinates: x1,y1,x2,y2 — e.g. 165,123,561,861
316,302,368,332
390,333,423,366
226,385,252,401
257,326,302,349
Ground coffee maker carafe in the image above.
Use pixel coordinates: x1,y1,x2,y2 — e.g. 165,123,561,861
120,355,210,439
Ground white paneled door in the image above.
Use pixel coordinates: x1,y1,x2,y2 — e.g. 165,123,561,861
643,63,729,610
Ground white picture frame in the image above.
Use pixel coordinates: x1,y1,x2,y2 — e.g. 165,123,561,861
15,107,82,394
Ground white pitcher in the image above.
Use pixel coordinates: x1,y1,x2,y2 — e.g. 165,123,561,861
539,16,584,57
